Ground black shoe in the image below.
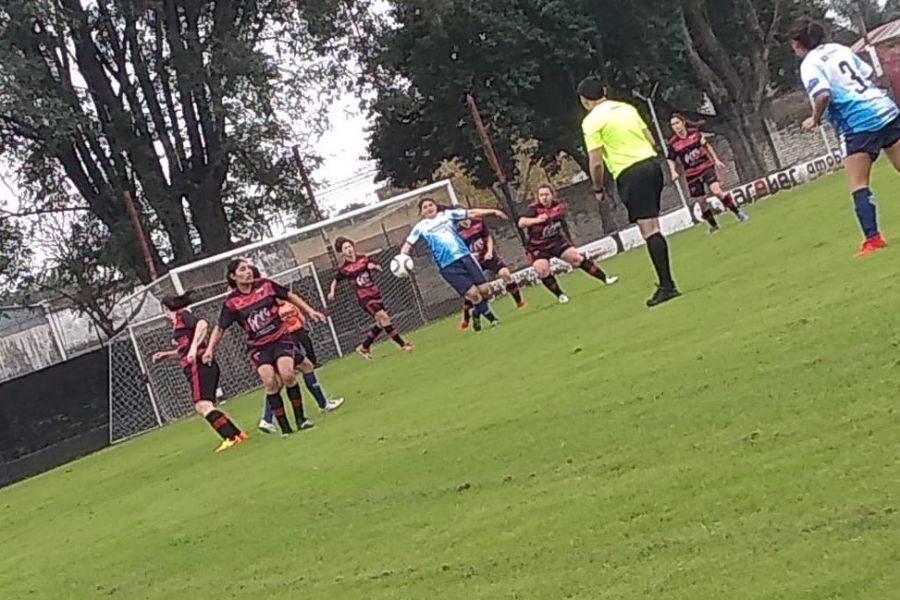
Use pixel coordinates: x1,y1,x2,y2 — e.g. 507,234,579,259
472,316,482,333
646,285,681,308
297,419,316,431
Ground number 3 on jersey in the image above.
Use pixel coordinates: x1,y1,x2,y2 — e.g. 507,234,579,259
839,61,869,93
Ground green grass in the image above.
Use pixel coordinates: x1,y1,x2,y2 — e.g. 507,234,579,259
3,166,900,599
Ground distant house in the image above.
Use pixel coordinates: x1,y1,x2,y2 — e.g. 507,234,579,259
851,19,900,100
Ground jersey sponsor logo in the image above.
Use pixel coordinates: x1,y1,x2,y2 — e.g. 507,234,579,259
541,221,563,239
246,307,276,334
355,271,373,288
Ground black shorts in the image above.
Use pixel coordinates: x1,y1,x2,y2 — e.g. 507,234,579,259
183,361,220,403
248,337,302,370
617,158,664,223
525,240,574,263
844,113,900,160
358,296,386,317
686,168,718,199
479,257,508,276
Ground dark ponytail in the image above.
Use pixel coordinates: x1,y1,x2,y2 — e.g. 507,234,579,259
789,18,827,51
162,291,195,311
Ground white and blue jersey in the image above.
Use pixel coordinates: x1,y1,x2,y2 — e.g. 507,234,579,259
800,43,899,136
406,209,471,269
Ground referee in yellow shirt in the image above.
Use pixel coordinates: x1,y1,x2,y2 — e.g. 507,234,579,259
577,77,680,307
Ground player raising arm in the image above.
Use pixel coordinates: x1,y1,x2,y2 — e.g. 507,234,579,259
518,184,617,304
666,114,748,233
152,293,246,453
328,237,413,360
202,259,329,437
456,217,526,331
400,198,506,332
791,17,900,257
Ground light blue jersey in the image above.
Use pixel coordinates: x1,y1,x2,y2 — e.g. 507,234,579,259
801,43,899,136
406,209,470,269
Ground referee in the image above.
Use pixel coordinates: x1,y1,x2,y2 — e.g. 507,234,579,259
577,77,680,307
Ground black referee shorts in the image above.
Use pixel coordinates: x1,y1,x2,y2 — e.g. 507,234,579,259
616,158,664,223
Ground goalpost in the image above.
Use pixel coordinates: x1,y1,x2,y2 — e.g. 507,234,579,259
108,179,461,443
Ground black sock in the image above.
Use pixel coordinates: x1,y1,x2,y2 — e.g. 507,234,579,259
384,325,406,347
701,208,718,227
204,409,240,440
578,258,607,282
285,384,306,423
646,233,675,289
266,393,291,433
541,276,563,298
362,325,382,350
462,300,473,322
506,282,522,304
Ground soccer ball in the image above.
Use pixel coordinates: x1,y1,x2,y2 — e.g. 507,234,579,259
390,255,414,278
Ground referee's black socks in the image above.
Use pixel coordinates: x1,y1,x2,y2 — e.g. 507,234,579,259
646,233,675,290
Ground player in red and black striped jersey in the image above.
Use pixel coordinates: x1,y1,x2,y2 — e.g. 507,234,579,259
517,184,618,303
666,114,748,232
151,293,245,453
455,217,525,331
203,258,329,436
328,237,412,360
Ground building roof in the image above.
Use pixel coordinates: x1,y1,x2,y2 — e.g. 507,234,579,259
852,19,900,52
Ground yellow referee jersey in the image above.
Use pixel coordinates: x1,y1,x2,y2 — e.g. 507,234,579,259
581,100,657,179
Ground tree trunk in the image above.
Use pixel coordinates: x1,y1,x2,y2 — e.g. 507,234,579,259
716,103,776,181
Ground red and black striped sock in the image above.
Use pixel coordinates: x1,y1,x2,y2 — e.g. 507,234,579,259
701,208,718,227
266,392,291,433
721,193,739,215
285,385,306,423
541,276,564,298
505,282,522,304
578,259,607,283
462,300,473,323
384,325,406,347
205,409,241,440
362,325,382,350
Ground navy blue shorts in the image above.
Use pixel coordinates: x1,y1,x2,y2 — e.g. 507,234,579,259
440,255,487,296
844,114,900,160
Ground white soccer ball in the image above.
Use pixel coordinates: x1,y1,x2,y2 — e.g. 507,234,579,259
390,254,414,278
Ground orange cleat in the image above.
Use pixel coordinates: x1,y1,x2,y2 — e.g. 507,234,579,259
233,432,249,445
516,301,528,310
457,320,470,332
854,234,887,258
401,342,414,352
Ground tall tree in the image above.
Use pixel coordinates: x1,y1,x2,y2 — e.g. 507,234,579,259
364,0,822,188
0,0,369,282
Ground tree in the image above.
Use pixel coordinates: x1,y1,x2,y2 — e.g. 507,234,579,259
0,0,371,283
831,0,899,33
364,0,822,188
0,214,30,294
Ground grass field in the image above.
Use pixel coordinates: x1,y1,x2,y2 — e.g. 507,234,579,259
3,167,900,599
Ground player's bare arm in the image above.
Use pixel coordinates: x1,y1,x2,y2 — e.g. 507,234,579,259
287,292,326,323
151,349,180,364
368,262,383,272
203,326,224,364
518,213,549,228
186,319,209,364
327,279,338,301
466,208,507,220
804,91,831,131
588,147,606,200
485,234,495,261
705,141,726,169
666,158,680,182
